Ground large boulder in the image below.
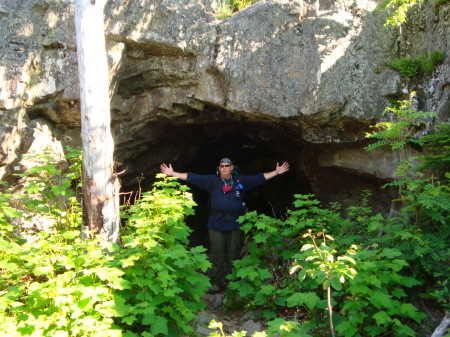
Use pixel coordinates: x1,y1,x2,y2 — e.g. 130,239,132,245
0,0,449,211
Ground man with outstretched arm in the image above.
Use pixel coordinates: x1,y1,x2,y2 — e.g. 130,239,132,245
160,158,289,294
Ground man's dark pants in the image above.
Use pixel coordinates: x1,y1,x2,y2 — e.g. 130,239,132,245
208,228,241,287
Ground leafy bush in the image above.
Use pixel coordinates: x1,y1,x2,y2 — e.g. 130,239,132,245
365,93,450,313
390,57,420,77
0,151,211,336
226,193,426,336
0,214,124,336
377,0,421,28
227,194,345,319
290,242,425,336
377,0,449,27
216,0,233,19
113,174,211,336
334,248,425,337
290,231,358,337
215,0,259,19
418,123,450,174
365,92,434,154
390,52,445,78
9,146,83,233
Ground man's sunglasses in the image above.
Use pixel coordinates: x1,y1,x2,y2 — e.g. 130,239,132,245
219,164,231,168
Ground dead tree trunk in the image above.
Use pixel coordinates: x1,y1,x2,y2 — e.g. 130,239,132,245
74,0,120,244
432,312,450,337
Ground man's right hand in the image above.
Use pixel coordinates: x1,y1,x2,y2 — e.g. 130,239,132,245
160,163,174,176
160,163,188,180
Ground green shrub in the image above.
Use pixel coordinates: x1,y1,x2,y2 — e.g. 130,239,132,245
377,0,422,28
227,194,345,319
11,147,82,231
418,123,450,174
0,151,211,336
334,248,425,337
390,57,420,77
418,51,445,75
290,231,358,337
366,93,450,313
228,0,259,12
0,217,124,336
377,0,450,27
390,52,445,78
215,0,259,19
227,191,426,336
216,0,233,19
114,174,211,336
0,148,120,336
287,229,425,336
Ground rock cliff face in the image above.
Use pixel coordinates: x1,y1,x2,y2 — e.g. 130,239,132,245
0,0,449,220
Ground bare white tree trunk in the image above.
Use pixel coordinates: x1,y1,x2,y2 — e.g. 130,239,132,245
431,312,450,337
74,0,120,244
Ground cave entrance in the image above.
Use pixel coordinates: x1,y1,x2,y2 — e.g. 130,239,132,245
117,114,312,248
168,124,311,249
117,110,393,248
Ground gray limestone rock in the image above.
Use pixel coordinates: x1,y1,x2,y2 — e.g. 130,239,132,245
0,0,449,205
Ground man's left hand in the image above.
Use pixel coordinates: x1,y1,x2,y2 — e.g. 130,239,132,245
276,162,289,175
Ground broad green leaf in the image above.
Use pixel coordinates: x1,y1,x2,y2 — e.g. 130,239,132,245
400,276,422,288
34,265,54,276
365,275,382,288
286,292,320,309
253,233,267,243
141,332,155,337
335,320,358,337
122,315,137,325
0,262,19,271
297,269,307,281
94,267,131,290
391,287,407,298
62,230,80,239
392,318,416,336
371,291,394,309
151,316,168,336
236,282,254,297
399,303,424,322
258,268,272,280
142,313,156,326
364,325,385,336
373,310,392,326
331,276,343,291
260,285,275,295
3,207,23,218
380,248,402,258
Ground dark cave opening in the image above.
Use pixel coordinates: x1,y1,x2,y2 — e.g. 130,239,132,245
180,140,310,248
117,116,393,248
